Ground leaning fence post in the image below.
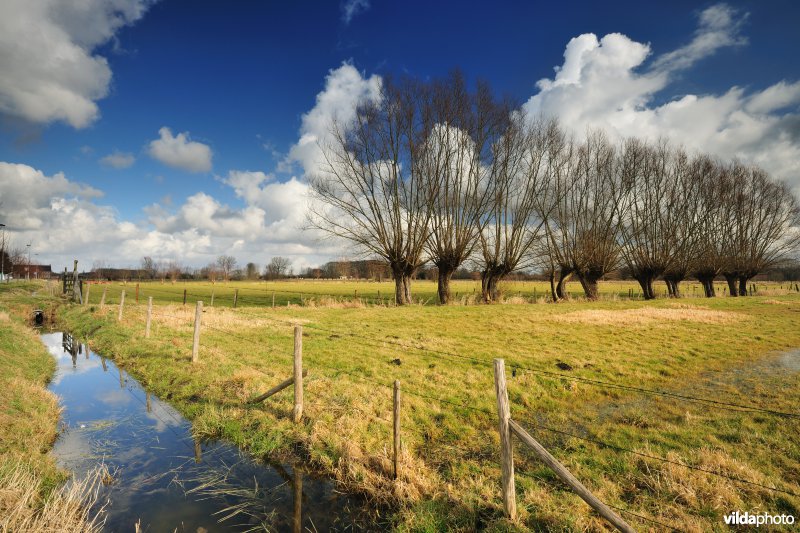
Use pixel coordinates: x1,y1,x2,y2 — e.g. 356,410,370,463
192,300,203,364
293,325,303,423
494,358,517,520
84,281,90,306
145,297,153,338
118,290,126,322
393,380,401,479
234,289,239,308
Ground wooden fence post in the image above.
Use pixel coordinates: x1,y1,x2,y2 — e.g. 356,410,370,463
136,283,140,303
292,467,303,533
192,301,203,364
183,288,187,306
145,297,153,338
293,325,303,423
272,291,276,308
394,380,401,479
494,358,517,520
210,290,214,307
100,286,107,308
234,289,239,308
508,420,635,533
84,282,90,306
118,290,126,322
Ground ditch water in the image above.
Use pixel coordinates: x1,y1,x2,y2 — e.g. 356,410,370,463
42,332,379,532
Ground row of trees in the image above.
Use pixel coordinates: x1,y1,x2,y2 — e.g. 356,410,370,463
92,256,297,282
309,73,800,305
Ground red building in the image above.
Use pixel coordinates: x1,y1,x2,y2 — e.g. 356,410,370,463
10,264,53,279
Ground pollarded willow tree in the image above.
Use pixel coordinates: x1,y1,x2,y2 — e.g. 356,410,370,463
720,162,800,296
418,73,510,304
477,115,562,302
308,77,437,305
546,131,624,300
616,140,702,299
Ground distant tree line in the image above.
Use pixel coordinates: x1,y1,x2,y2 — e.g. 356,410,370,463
308,72,800,305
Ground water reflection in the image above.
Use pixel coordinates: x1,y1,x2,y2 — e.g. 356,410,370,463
43,332,378,531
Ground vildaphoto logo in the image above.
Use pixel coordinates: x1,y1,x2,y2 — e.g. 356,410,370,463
724,511,795,527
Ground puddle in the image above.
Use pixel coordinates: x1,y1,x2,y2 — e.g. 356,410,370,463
43,332,380,531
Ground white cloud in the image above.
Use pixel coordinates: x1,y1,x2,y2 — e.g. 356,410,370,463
100,151,135,169
341,0,370,24
523,3,800,185
147,127,213,173
0,0,155,128
285,62,382,176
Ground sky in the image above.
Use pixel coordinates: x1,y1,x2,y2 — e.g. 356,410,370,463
1,0,799,274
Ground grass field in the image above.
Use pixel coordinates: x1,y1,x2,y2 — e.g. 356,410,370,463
75,278,800,308
54,279,800,531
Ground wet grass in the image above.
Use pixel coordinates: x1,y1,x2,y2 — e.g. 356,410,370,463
57,281,800,531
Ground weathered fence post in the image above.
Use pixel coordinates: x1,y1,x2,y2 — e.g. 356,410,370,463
136,283,140,303
145,297,153,338
183,288,187,306
192,300,203,364
508,420,635,532
210,290,214,307
494,358,517,520
83,281,89,306
77,279,84,305
118,290,126,321
234,289,239,308
393,379,401,479
272,291,276,308
293,325,303,423
100,286,107,309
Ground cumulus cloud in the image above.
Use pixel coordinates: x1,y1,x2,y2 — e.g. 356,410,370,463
341,0,370,24
285,62,382,176
147,127,213,173
0,161,333,272
100,151,135,169
523,3,800,185
0,0,156,128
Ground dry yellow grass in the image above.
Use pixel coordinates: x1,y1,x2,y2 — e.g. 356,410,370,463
0,460,108,533
549,306,742,326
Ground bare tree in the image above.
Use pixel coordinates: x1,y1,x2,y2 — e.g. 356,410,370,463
545,130,623,300
309,77,437,305
140,256,157,279
721,163,800,296
265,256,292,279
216,255,237,281
477,115,561,302
420,73,509,304
617,140,701,299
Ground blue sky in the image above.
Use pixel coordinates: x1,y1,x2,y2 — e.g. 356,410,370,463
1,0,799,271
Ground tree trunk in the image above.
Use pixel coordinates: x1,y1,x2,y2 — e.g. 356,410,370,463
635,274,656,300
555,268,573,300
696,274,716,297
723,274,739,297
392,264,413,305
577,273,600,301
548,269,557,302
738,276,749,297
481,272,501,303
665,278,682,298
437,268,454,305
